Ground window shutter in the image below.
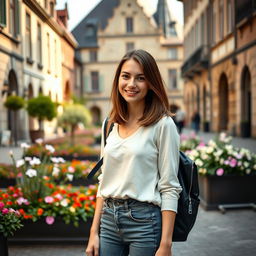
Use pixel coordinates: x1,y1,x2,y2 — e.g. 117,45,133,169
99,74,104,92
15,0,20,35
0,0,7,27
84,75,90,92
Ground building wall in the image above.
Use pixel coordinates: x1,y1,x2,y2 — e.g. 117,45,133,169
0,0,25,141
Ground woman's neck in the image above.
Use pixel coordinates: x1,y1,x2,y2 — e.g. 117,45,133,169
127,102,145,123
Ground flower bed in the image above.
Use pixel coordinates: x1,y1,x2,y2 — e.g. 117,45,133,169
0,184,97,227
186,133,256,176
25,143,100,158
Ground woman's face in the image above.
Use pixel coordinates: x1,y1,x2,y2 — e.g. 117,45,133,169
118,59,149,106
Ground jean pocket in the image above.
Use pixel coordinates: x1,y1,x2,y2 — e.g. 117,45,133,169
128,208,153,223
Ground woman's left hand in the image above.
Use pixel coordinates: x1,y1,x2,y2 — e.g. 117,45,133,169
155,244,172,256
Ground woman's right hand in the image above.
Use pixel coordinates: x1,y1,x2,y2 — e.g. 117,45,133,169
85,232,100,256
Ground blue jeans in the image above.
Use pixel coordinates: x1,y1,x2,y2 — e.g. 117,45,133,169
99,198,162,256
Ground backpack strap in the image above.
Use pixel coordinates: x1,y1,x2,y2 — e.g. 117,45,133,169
87,118,114,180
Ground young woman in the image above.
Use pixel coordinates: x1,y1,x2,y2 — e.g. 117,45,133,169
86,49,182,256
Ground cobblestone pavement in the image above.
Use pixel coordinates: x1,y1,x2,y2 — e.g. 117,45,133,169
9,207,256,256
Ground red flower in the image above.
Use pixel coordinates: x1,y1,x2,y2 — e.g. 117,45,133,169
37,208,44,216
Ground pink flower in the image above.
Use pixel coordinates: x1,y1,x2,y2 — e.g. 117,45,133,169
17,197,29,205
2,208,9,214
0,202,4,209
44,196,54,204
45,216,55,225
229,158,237,167
216,168,224,176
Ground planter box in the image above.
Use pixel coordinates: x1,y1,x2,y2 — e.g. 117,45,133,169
199,175,256,210
57,155,99,162
0,178,97,188
0,178,16,188
8,218,92,244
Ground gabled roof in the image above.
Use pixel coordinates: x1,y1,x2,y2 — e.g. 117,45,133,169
72,0,120,48
153,0,177,37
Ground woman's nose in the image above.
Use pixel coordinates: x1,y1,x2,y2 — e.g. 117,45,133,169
127,78,136,87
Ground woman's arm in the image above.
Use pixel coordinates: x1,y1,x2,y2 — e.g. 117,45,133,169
155,210,176,256
85,196,104,256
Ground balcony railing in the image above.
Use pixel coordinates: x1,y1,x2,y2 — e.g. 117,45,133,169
236,0,256,24
181,45,209,78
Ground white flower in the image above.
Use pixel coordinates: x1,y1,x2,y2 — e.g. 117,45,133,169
51,157,59,164
253,164,256,170
52,167,60,177
58,157,65,163
51,157,66,164
26,169,37,177
25,157,32,161
206,146,214,154
244,162,249,168
30,157,41,166
35,138,43,144
45,144,55,153
201,153,209,160
16,159,25,168
67,174,73,181
208,140,216,148
245,169,251,175
68,166,75,173
21,143,30,149
9,150,13,156
60,199,69,207
195,159,203,167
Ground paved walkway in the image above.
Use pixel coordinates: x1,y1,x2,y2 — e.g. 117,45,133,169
8,207,256,256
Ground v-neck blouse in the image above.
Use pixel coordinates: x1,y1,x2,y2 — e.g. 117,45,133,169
97,116,182,212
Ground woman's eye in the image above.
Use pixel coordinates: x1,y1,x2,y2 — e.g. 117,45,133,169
121,74,129,79
137,76,145,81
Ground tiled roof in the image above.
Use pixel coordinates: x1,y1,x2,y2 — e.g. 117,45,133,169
72,0,119,48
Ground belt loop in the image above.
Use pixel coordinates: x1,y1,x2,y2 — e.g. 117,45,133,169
124,200,129,210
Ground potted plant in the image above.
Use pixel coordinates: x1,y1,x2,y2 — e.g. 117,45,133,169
186,133,256,210
4,95,25,146
0,202,23,256
57,104,92,145
27,95,57,142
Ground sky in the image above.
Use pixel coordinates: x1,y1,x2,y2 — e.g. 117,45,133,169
56,0,184,31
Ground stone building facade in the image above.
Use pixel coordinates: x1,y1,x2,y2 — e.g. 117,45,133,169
72,0,184,124
0,0,24,141
180,0,256,138
0,0,77,143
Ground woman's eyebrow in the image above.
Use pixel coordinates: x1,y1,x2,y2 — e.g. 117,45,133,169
121,71,144,76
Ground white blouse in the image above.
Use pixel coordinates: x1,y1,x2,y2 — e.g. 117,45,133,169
97,116,182,213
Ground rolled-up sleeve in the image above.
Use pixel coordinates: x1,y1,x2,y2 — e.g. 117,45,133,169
157,117,182,212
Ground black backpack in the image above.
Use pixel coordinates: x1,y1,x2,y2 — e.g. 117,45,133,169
87,119,200,242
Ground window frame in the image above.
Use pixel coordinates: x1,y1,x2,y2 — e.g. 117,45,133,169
91,71,99,92
126,17,133,33
0,0,7,27
168,69,178,90
25,12,32,59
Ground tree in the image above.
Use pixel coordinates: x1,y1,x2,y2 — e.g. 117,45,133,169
27,95,57,131
57,104,92,145
4,95,25,145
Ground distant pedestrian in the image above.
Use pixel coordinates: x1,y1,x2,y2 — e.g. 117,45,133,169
85,50,182,256
175,107,186,134
192,111,201,134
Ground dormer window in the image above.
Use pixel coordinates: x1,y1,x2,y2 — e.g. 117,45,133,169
126,17,133,33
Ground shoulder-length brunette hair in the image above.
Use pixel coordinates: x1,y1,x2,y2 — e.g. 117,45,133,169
110,49,171,126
